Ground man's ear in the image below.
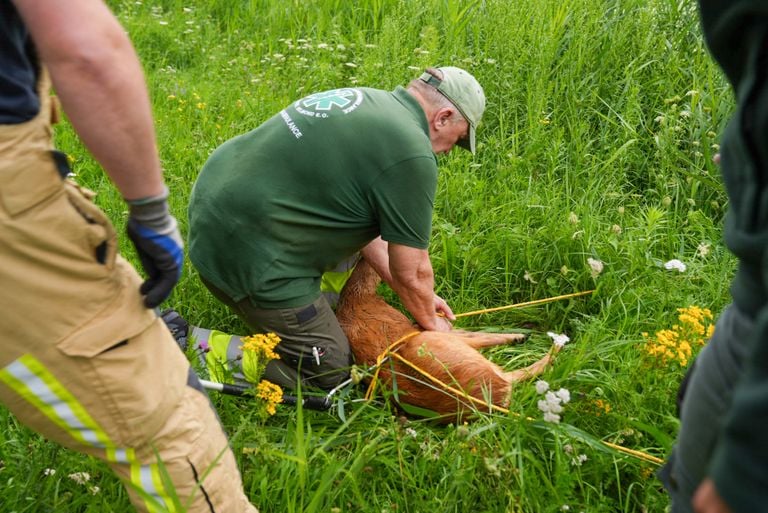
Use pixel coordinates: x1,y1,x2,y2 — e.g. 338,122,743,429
434,108,452,129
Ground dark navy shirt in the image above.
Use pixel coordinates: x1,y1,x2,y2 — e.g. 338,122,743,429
0,1,40,124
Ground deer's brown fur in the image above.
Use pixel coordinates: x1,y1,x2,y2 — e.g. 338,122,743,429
336,259,557,421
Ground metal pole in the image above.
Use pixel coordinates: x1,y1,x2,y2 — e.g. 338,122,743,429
200,378,335,411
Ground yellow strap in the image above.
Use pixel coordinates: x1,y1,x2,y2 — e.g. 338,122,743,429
388,352,511,414
364,331,420,401
362,289,664,466
452,290,594,318
388,351,664,465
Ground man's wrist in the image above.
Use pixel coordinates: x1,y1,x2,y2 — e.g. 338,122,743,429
127,186,172,226
126,185,169,207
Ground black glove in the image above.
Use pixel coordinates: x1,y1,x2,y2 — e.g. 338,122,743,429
126,187,184,308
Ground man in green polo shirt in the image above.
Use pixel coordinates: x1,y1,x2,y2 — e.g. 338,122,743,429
181,66,485,391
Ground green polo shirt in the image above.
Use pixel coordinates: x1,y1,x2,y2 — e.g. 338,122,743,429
189,86,437,308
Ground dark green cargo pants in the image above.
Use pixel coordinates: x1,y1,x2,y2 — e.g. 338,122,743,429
201,277,352,391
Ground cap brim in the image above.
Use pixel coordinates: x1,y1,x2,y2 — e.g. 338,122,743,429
457,125,476,154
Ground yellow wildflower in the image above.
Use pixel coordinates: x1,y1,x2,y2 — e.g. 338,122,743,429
642,305,715,367
241,333,281,361
594,399,611,415
256,380,283,416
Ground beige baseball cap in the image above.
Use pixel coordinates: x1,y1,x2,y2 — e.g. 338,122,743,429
419,66,486,153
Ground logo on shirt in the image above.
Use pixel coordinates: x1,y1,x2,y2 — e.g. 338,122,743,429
294,88,363,118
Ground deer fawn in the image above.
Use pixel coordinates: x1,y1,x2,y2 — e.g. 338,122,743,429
336,259,558,421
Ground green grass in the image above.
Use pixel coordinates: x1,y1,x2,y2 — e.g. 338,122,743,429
1,0,735,511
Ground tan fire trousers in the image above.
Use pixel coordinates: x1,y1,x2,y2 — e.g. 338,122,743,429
0,75,257,513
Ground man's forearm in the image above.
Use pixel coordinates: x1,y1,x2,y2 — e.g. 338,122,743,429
387,243,448,331
15,0,164,200
390,271,438,329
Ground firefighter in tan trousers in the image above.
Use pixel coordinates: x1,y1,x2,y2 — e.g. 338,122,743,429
0,1,258,512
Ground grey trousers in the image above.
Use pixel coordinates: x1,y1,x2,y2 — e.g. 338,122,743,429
659,304,754,512
201,277,352,390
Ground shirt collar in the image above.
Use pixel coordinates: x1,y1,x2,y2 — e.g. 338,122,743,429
392,86,430,137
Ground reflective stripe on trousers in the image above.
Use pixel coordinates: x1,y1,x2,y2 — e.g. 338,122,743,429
0,354,176,512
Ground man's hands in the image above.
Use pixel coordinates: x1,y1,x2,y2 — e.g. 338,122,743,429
126,188,184,308
693,479,732,513
433,294,455,331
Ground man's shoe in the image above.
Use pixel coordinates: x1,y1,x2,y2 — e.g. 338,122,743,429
161,308,189,351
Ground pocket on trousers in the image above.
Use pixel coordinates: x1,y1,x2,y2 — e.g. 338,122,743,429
0,155,62,218
56,262,155,358
56,313,185,445
63,180,117,268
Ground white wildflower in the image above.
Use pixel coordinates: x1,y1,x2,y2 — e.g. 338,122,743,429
696,243,710,257
664,259,687,272
43,468,56,476
405,427,418,438
587,258,604,278
547,331,570,348
555,388,571,404
544,392,564,412
68,472,91,485
523,271,537,284
538,386,571,423
535,380,550,394
545,399,563,414
571,454,588,466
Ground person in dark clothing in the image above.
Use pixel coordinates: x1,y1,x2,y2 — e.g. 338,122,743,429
660,2,768,512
